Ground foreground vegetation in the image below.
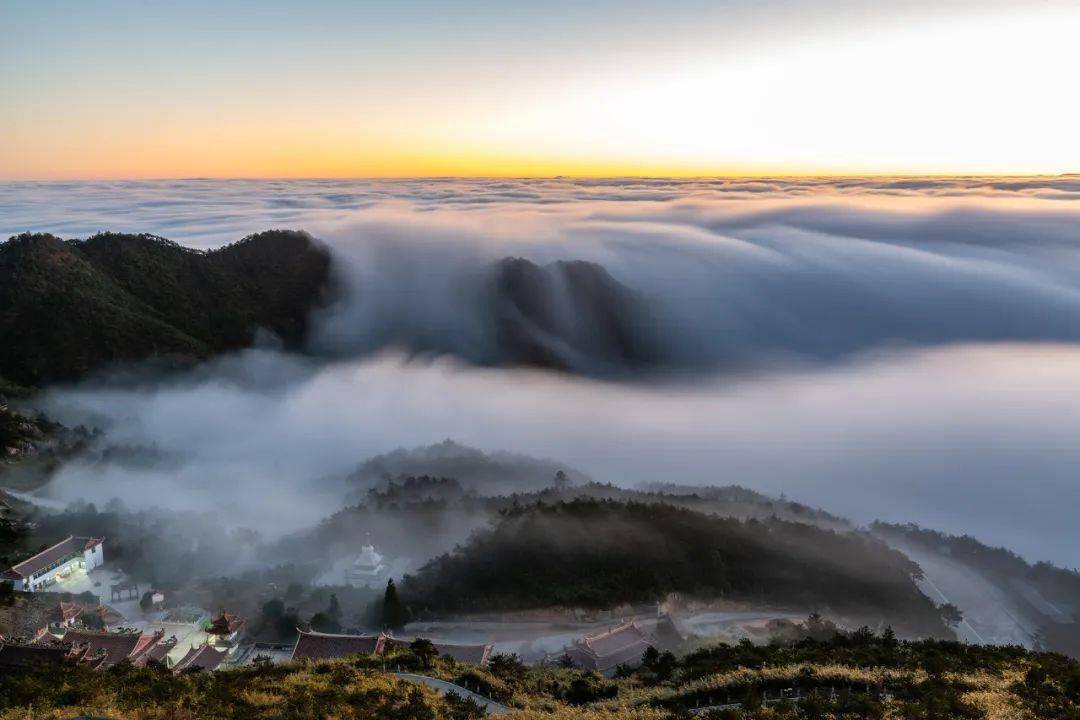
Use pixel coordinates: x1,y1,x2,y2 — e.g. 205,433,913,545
1,626,1078,719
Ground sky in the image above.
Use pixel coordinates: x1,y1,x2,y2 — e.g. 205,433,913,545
2,0,1078,179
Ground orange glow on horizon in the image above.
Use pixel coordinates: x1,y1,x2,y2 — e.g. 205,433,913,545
4,5,1077,182
2,145,1068,182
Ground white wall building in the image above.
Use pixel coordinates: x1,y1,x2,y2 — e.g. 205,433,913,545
344,544,386,588
2,536,104,592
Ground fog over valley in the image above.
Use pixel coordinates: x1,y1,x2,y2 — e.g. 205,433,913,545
6,2,1080,713
6,177,1080,676
3,177,1080,567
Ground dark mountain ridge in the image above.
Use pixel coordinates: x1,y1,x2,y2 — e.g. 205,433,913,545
400,498,952,638
1,230,667,387
0,231,332,386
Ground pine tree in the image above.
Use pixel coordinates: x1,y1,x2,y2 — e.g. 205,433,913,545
381,578,407,629
328,593,341,620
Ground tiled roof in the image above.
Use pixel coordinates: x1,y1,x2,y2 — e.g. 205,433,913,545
580,621,650,656
383,636,493,665
173,643,227,672
649,615,684,652
133,635,177,667
291,631,385,660
7,536,103,579
127,629,166,664
431,641,492,665
64,629,144,668
208,612,245,635
567,621,655,672
94,604,126,627
57,602,84,624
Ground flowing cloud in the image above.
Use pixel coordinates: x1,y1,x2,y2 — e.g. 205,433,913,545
34,344,1080,568
6,177,1080,567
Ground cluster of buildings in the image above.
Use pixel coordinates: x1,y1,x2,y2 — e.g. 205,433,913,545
0,610,246,673
1,536,250,673
3,535,684,677
286,618,684,675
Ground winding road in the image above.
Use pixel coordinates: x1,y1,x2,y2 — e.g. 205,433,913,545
393,672,512,714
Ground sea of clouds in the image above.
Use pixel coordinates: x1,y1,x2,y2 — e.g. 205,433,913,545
4,177,1080,566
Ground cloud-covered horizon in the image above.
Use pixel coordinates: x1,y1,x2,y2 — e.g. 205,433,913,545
3,176,1080,249
6,177,1080,568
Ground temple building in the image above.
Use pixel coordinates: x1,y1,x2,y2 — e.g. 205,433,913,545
563,618,682,676
133,635,177,667
2,536,104,592
206,611,246,647
291,629,492,665
292,630,385,660
64,628,168,668
0,593,130,645
344,543,386,588
173,643,229,672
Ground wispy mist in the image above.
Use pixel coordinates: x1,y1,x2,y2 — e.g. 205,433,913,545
8,177,1080,568
32,343,1080,567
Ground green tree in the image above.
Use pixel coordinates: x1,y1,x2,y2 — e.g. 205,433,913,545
939,603,964,627
642,645,660,669
310,611,341,634
654,651,677,681
262,597,284,621
487,653,526,683
410,638,438,670
0,580,13,606
381,579,408,629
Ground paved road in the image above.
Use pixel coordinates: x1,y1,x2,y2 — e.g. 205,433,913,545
393,672,512,714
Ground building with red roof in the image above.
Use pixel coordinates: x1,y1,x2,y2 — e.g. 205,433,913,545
206,611,246,646
173,643,228,673
563,621,661,675
291,630,385,660
291,630,493,665
132,635,177,667
64,628,165,668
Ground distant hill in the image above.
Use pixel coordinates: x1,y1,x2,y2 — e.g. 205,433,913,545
0,231,671,385
874,521,1080,657
401,498,952,637
347,439,591,495
0,231,331,386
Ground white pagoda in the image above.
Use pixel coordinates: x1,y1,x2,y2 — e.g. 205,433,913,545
344,543,386,588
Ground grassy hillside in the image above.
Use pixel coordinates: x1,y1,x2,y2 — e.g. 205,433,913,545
0,231,331,386
1,628,1076,719
400,499,950,637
